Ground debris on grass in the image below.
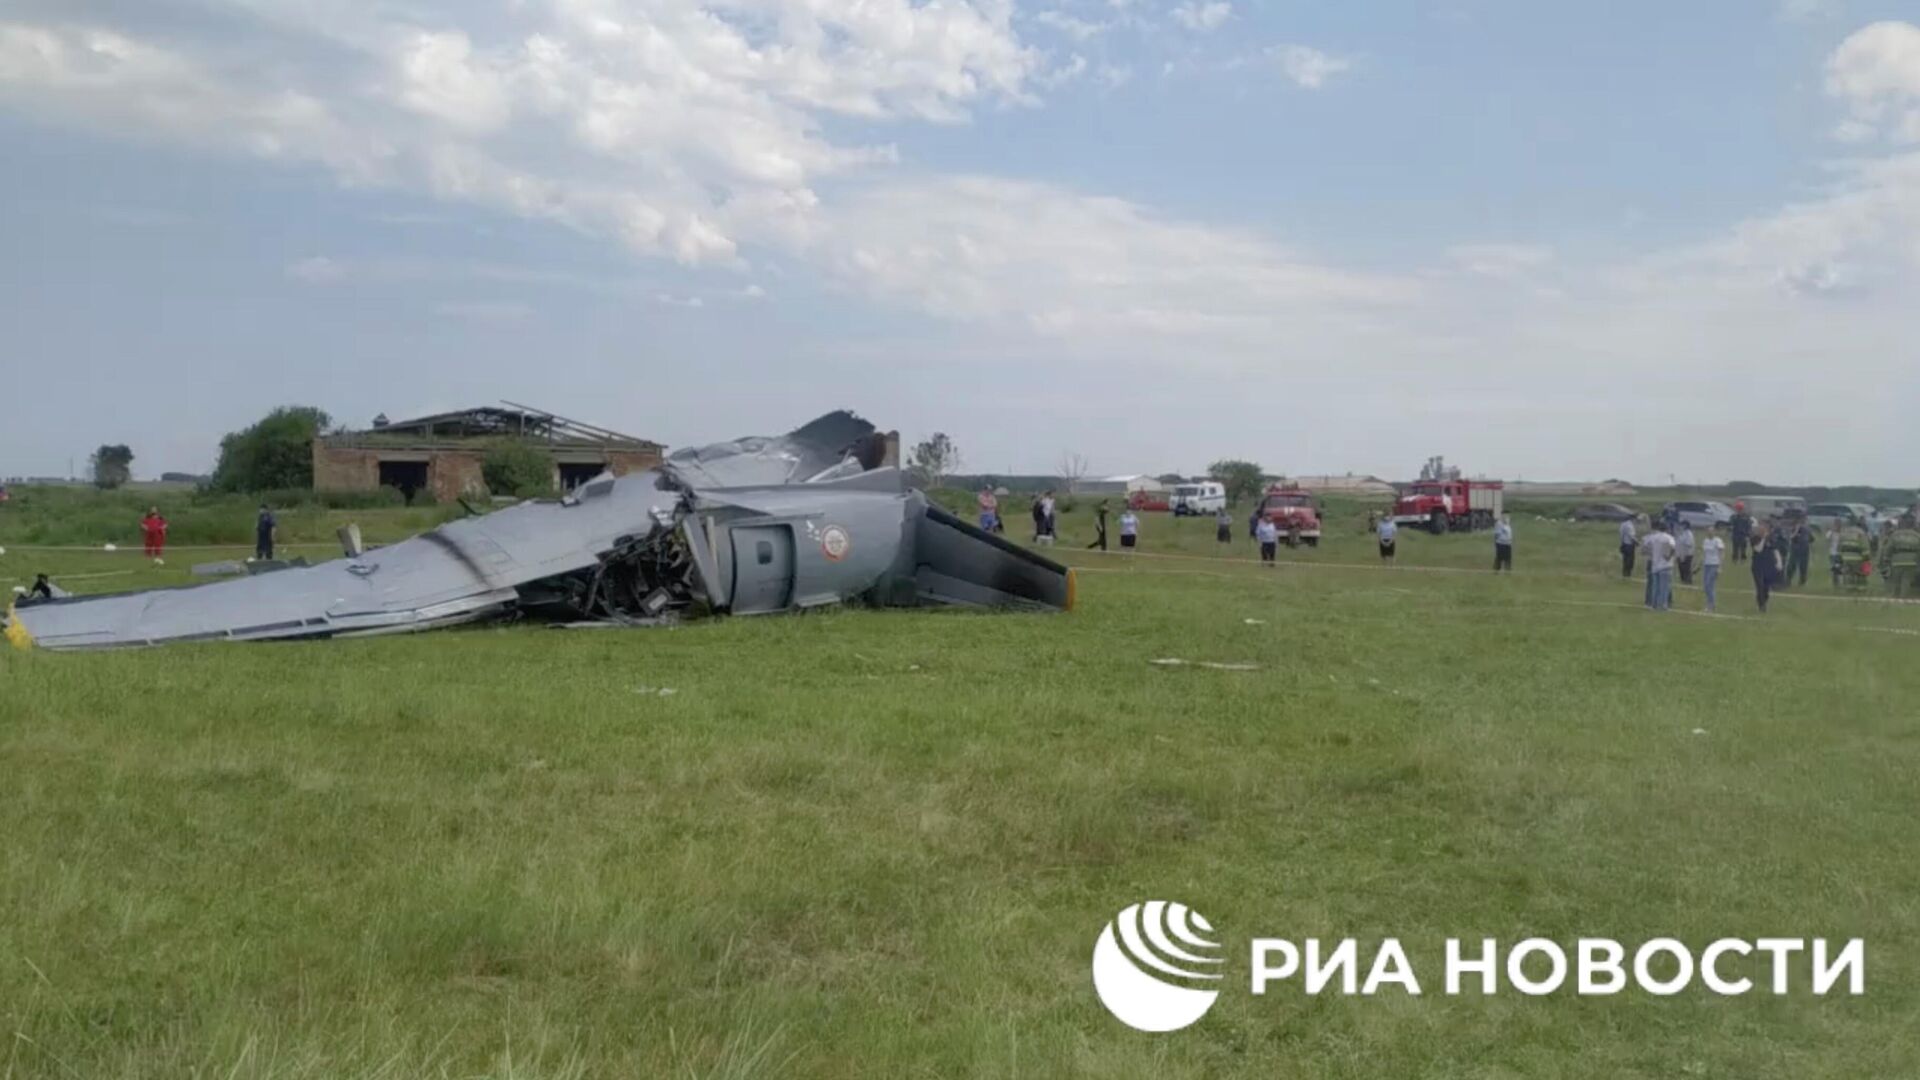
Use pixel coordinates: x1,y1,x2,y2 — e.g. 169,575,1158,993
1243,618,1267,625
633,686,679,697
1151,658,1260,671
1692,728,1708,736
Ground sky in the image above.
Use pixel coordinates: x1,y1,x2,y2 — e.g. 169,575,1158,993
1,0,1917,486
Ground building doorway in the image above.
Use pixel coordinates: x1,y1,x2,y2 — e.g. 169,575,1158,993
558,462,607,490
378,460,430,503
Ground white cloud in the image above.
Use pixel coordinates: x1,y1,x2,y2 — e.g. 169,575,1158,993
1035,11,1109,41
1447,244,1553,279
1170,1,1231,32
286,255,346,283
1826,21,1920,143
0,2,1039,267
1037,53,1089,89
1270,44,1352,89
811,176,1416,342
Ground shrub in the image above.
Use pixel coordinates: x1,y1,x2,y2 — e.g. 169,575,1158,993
209,406,331,492
482,443,556,498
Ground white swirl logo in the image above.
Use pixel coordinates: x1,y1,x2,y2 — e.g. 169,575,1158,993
1091,901,1223,1031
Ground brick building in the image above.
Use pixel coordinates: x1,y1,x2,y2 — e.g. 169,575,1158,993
313,405,665,503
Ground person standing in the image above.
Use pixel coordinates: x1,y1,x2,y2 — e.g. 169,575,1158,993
254,504,277,561
1884,514,1920,598
1674,520,1696,585
1088,500,1110,551
1827,519,1845,588
139,506,169,562
1118,508,1140,551
1618,515,1638,578
1215,506,1233,544
1377,515,1398,563
1751,522,1780,613
1765,523,1791,591
1029,496,1045,543
1255,516,1280,566
977,487,999,533
1729,503,1752,562
1643,521,1676,610
1492,513,1513,572
1787,521,1812,588
1700,523,1725,613
1039,491,1058,546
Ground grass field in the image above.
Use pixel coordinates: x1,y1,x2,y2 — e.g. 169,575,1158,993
3,501,1918,1078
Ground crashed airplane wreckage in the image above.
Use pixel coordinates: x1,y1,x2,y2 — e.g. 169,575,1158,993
6,413,1073,651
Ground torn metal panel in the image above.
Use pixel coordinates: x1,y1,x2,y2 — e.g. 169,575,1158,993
6,412,1070,651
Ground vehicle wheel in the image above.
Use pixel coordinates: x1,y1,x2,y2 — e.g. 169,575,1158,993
1430,511,1446,535
1305,537,1319,547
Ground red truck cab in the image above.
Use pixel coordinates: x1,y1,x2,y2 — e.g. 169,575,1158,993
1259,486,1322,546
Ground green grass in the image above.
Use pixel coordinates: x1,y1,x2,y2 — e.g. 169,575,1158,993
3,504,1918,1078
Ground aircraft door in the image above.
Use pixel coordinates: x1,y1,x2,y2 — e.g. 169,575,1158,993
729,526,796,614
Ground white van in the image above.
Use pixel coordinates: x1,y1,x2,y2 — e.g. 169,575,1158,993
1742,494,1807,521
1169,481,1226,516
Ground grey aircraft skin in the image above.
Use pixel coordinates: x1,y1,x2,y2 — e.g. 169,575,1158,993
7,412,1072,650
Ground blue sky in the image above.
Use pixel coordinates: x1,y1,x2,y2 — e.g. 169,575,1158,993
2,0,1917,485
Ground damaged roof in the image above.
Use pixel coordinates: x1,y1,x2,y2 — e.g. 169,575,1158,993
328,402,663,449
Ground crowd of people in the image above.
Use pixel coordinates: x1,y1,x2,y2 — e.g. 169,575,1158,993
1622,502,1920,611
976,484,1919,610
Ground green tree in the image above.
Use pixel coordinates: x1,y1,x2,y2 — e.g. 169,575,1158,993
1207,459,1267,506
482,443,557,497
908,432,962,488
90,444,134,489
210,406,331,492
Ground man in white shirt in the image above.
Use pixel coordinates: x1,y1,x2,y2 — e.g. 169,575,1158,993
1118,509,1139,550
1675,521,1696,585
1643,522,1676,610
1700,524,1725,613
1378,516,1398,562
1255,517,1280,565
1619,517,1638,578
1493,514,1514,572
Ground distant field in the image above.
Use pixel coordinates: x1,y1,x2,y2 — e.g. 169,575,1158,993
3,501,1918,1078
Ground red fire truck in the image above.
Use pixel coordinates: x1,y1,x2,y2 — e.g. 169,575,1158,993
1391,478,1504,534
1258,485,1322,546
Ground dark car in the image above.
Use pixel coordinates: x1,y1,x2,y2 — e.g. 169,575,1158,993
1571,503,1637,522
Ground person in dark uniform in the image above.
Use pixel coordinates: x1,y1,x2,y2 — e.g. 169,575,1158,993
1088,501,1110,551
1751,523,1780,613
1787,521,1813,587
1729,503,1752,563
255,504,277,561
1764,522,1790,591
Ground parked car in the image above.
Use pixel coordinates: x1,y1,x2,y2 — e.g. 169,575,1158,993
1660,500,1735,528
1571,503,1637,522
1806,502,1876,531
